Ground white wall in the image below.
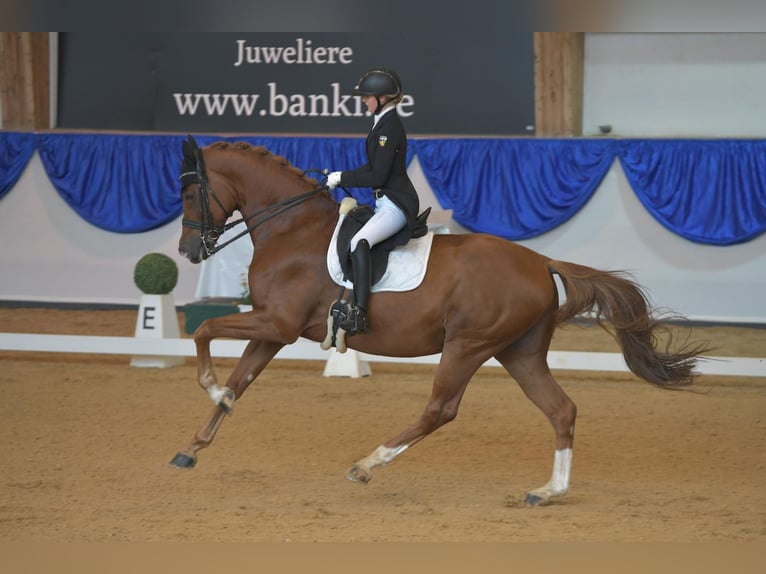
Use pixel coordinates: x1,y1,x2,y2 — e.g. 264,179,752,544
583,33,766,137
513,161,766,323
0,152,200,306
1,33,765,323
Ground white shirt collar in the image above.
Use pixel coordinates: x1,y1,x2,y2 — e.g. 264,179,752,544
373,105,395,128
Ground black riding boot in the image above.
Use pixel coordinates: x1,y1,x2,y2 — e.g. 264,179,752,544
339,239,371,335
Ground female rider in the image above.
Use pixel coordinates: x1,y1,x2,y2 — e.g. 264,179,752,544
326,66,420,335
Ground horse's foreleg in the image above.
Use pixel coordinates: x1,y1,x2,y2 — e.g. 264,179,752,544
347,347,482,483
192,314,283,414
193,321,231,411
170,339,283,469
169,405,228,468
495,347,577,506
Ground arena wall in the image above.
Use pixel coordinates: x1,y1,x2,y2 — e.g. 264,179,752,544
0,33,764,323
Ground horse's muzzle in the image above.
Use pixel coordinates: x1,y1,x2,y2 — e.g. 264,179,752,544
179,244,204,264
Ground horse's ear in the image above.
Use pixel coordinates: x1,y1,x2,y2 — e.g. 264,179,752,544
195,146,207,176
180,136,199,179
181,139,191,158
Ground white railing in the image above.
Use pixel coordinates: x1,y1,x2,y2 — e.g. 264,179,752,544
1,332,763,378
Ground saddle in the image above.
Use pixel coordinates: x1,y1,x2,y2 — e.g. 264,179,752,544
336,204,432,286
322,200,432,353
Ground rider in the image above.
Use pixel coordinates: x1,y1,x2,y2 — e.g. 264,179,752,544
326,66,420,336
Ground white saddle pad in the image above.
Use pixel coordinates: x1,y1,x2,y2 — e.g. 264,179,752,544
327,213,434,293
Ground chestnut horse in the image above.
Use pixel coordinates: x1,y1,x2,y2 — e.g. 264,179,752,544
172,137,707,506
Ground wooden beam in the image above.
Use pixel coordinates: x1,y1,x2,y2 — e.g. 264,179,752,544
534,32,584,137
0,32,50,130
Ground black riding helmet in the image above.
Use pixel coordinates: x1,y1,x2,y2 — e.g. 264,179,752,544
353,67,403,115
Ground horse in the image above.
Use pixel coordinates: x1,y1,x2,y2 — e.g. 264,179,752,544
172,136,709,506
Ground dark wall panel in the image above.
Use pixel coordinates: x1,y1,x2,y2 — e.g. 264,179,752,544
58,32,534,135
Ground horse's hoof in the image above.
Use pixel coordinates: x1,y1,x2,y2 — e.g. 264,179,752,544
524,493,548,507
168,452,197,469
345,464,372,484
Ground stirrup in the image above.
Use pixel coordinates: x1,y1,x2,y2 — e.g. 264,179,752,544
339,307,369,335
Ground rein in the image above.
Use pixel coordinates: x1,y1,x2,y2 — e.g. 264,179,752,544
181,159,327,258
208,185,326,256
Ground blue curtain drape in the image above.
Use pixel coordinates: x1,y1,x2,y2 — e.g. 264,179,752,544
619,139,766,245
0,132,36,200
1,132,765,244
37,133,185,232
34,133,371,232
413,139,617,240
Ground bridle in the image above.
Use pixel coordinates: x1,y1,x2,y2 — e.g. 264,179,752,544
180,139,326,258
180,154,230,257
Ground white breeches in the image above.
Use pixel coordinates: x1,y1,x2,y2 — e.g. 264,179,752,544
350,195,407,251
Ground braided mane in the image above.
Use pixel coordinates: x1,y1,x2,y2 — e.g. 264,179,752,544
208,141,314,184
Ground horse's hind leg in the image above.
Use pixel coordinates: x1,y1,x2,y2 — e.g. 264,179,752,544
169,340,282,469
346,344,484,483
495,326,577,506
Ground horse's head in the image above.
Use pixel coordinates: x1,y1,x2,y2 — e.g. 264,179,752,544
178,137,335,264
177,136,233,264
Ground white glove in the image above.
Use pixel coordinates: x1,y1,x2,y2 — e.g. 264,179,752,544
326,171,342,189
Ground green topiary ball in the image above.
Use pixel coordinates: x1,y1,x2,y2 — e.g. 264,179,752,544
134,253,179,295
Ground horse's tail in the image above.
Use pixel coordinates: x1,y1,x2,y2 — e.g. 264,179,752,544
548,260,709,389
